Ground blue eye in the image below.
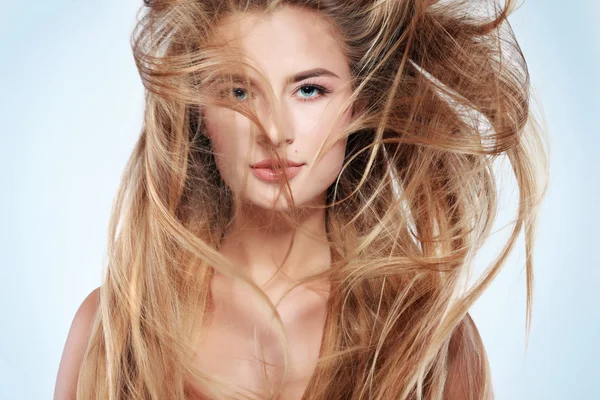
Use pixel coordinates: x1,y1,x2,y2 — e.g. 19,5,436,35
293,82,332,102
297,85,320,99
232,88,248,101
298,85,323,99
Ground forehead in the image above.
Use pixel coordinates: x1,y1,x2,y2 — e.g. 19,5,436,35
210,6,349,79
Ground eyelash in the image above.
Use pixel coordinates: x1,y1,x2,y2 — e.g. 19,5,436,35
226,79,333,103
292,80,333,102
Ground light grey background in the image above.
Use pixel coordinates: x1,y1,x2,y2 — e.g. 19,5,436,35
1,1,598,399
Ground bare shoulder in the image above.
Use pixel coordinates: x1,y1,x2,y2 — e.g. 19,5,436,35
54,287,101,400
443,312,494,400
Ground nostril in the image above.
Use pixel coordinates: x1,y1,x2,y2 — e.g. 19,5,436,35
257,135,294,148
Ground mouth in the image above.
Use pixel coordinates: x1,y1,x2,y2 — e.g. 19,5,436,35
250,159,305,182
250,159,303,169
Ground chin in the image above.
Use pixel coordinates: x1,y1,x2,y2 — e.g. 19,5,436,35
227,171,336,214
247,192,304,212
241,186,324,214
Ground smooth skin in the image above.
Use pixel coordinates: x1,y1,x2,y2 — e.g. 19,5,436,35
54,287,487,399
54,288,99,399
55,6,488,400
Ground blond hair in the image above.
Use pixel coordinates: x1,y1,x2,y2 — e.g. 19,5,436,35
77,0,549,398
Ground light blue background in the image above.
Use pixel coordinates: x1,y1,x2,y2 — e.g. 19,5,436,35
1,1,598,399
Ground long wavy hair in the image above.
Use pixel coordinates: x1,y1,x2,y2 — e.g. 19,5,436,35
77,0,549,399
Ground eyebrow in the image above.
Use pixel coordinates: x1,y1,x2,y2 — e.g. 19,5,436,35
286,68,340,84
212,67,340,88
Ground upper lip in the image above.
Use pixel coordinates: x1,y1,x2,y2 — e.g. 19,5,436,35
250,159,304,169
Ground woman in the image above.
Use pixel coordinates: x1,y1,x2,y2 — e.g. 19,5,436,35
55,0,548,399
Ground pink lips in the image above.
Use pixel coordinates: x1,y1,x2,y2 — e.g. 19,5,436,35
250,159,304,182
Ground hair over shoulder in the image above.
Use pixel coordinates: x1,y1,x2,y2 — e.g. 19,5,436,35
76,0,549,399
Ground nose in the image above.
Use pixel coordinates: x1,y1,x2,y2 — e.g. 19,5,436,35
256,103,294,149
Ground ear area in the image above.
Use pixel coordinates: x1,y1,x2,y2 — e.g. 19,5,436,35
351,96,368,119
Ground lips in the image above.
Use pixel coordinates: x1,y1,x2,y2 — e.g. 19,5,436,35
250,159,304,182
250,159,303,169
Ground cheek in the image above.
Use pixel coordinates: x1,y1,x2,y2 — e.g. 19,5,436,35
203,108,229,152
312,109,351,171
202,108,249,187
306,125,349,189
325,136,348,176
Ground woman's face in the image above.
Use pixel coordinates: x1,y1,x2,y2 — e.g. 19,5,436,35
202,6,354,211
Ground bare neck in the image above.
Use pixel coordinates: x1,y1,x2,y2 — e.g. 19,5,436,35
217,200,332,290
